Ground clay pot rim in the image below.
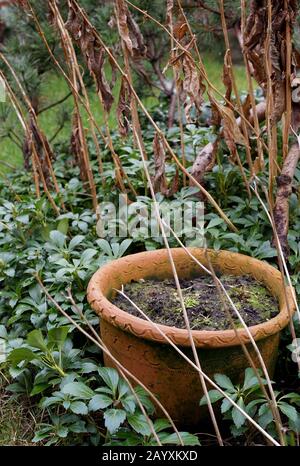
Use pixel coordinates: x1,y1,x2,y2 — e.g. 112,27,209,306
87,248,295,348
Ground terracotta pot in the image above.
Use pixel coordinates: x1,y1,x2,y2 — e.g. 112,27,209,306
87,248,295,427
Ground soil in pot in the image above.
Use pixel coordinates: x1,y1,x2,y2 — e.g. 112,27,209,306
112,274,278,331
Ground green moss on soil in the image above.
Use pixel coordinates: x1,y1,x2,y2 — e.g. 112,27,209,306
112,274,278,331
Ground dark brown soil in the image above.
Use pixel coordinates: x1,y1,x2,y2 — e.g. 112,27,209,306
112,275,279,331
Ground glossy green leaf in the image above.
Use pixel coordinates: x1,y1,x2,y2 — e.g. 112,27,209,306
62,382,94,400
88,394,113,411
104,409,126,434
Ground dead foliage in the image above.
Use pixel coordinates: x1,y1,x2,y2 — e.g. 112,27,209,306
65,0,115,112
117,75,131,137
152,132,179,197
244,0,298,125
115,0,146,58
170,46,205,122
222,49,232,102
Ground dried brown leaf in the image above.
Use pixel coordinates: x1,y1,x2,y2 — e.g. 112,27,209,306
126,13,146,57
115,0,146,57
220,105,247,148
66,1,114,112
171,51,205,121
208,91,222,127
173,19,188,41
152,133,179,196
182,54,204,115
115,0,133,54
117,76,131,137
152,132,167,193
191,140,219,184
244,0,298,124
222,49,232,103
208,94,246,151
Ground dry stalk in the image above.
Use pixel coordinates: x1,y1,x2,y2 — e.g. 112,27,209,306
204,250,285,444
130,0,268,148
240,0,265,174
73,65,105,186
218,0,253,187
35,274,187,446
283,0,292,160
265,0,278,206
70,0,237,232
133,123,224,445
115,287,280,446
176,0,269,190
160,221,286,445
177,0,262,189
98,90,138,198
252,181,300,367
26,1,108,153
0,52,64,209
168,2,187,185
42,282,162,445
0,70,60,209
65,291,183,446
114,0,148,161
63,0,137,198
48,0,98,213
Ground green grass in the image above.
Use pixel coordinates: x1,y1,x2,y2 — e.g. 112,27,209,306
202,53,253,95
0,377,39,445
0,54,252,172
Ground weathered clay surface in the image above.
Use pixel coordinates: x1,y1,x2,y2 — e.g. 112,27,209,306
87,248,295,426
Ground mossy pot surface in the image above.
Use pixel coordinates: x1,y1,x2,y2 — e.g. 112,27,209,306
87,248,295,427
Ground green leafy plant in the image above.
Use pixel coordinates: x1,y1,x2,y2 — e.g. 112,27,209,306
0,103,299,446
4,323,199,446
200,368,300,441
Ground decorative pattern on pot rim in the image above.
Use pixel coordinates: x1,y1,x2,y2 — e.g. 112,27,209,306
87,248,295,348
